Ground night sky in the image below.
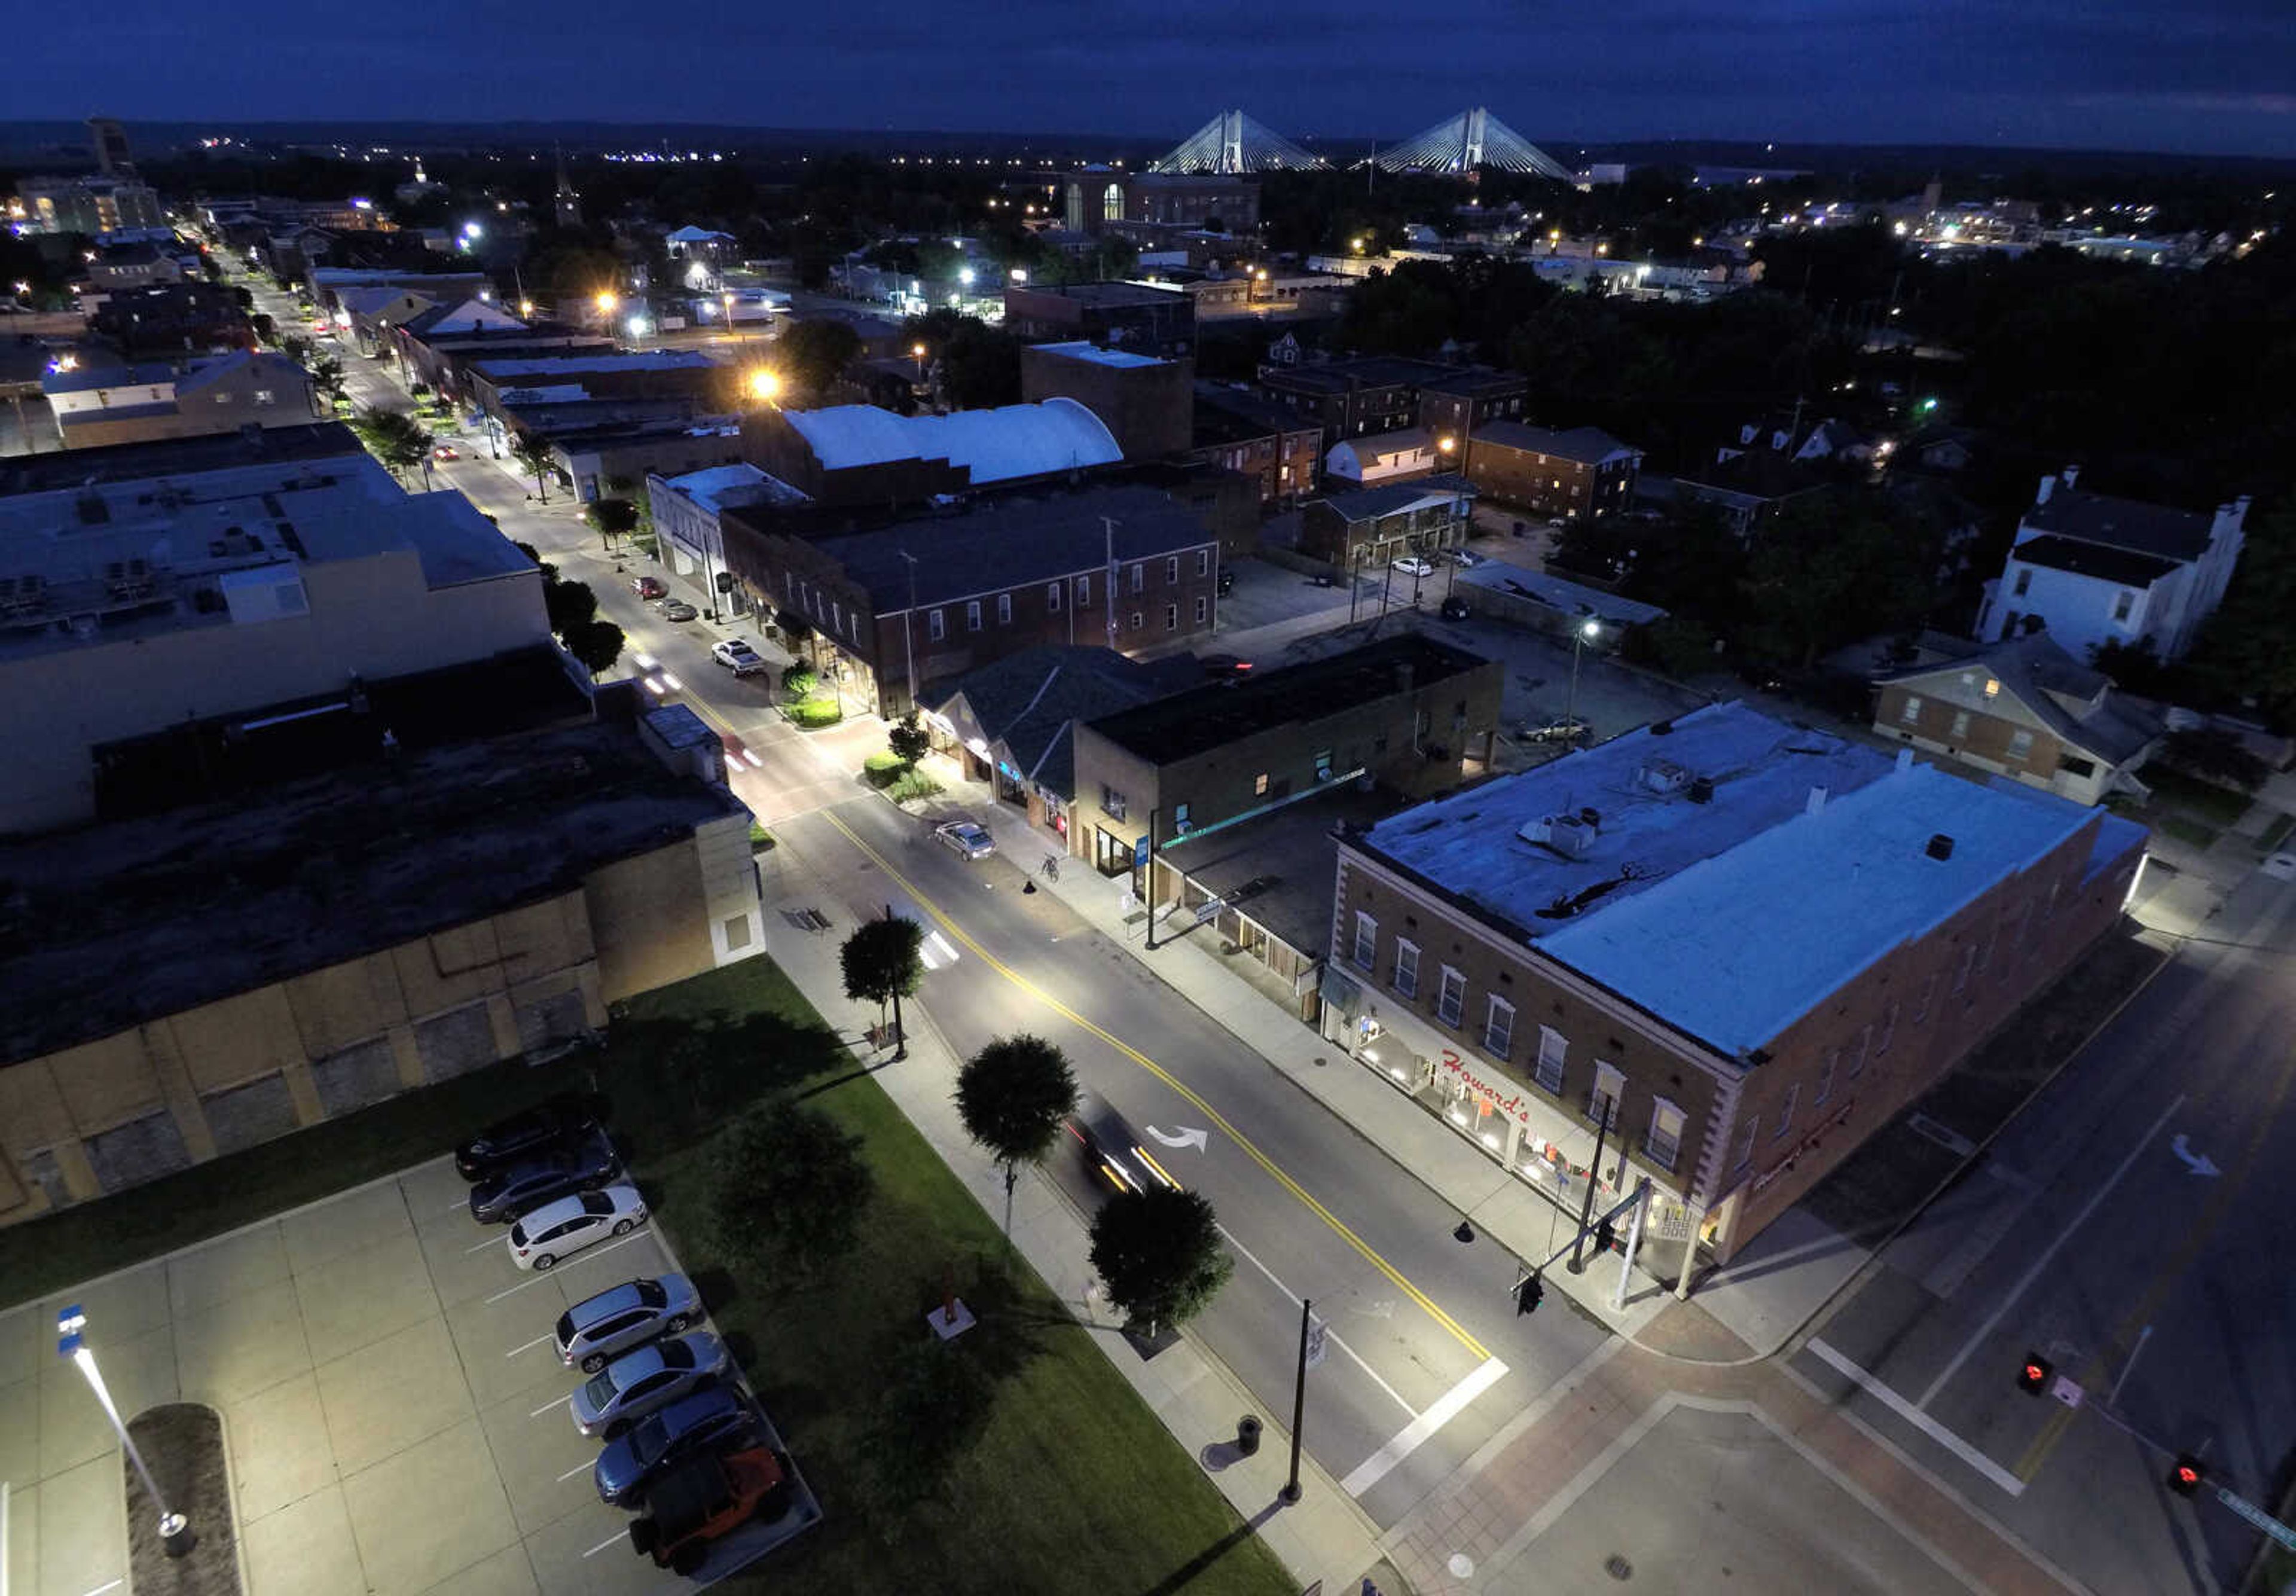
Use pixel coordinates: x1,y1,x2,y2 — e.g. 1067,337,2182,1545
15,0,2296,157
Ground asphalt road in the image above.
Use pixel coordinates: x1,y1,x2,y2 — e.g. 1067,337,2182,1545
1799,863,2296,1593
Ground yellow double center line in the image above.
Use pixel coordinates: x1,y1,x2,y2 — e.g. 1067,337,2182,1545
824,809,1491,1362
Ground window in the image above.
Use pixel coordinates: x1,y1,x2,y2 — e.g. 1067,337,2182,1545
1876,1002,1898,1056
1195,550,1210,576
1953,941,1977,994
214,390,232,404
2012,568,2032,597
1436,967,1465,1027
1313,747,1333,780
1393,939,1419,997
2059,753,2097,779
1165,603,1178,631
1983,677,2000,698
1485,997,1514,1059
1950,710,1971,740
1534,1027,1567,1093
1772,1084,1799,1140
1047,582,1062,614
966,600,982,633
997,592,1013,625
1129,611,1143,631
1815,1049,1838,1106
1590,1061,1623,1128
254,389,275,405
1129,563,1144,594
1076,573,1090,605
1915,972,1938,1022
723,914,752,952
1900,694,1923,725
1647,1100,1685,1173
1352,911,1378,971
927,608,945,642
1733,1118,1757,1171
1172,802,1190,828
1253,772,1269,797
1848,1023,1872,1078
2007,728,2034,761
1165,556,1179,585
1102,786,1128,820
1194,596,1208,623
2113,590,2135,622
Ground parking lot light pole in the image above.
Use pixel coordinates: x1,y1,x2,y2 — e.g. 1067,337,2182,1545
59,1305,192,1556
1564,616,1600,744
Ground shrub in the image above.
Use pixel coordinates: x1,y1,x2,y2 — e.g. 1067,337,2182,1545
789,698,842,728
781,664,819,698
886,769,943,803
863,751,906,788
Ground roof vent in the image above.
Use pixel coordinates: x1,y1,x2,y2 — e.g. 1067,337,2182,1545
1651,719,1674,736
1520,814,1598,858
1925,833,1955,861
1687,776,1715,804
1806,785,1829,816
1637,759,1689,796
1578,806,1601,827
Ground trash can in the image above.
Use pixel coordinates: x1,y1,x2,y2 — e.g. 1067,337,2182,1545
1236,1415,1263,1457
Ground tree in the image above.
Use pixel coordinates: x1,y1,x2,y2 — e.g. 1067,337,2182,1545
781,662,818,699
544,575,599,635
2161,727,2268,792
353,406,432,486
955,1035,1079,1237
1088,1185,1232,1339
901,310,1024,410
841,913,924,1059
776,318,862,404
868,1338,996,1504
309,353,346,412
2185,504,2296,726
562,617,625,676
703,1101,872,1278
587,496,639,551
887,712,931,766
511,432,557,503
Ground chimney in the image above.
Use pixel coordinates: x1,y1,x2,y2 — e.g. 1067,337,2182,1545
2035,474,2056,505
1895,747,1916,773
1806,786,1828,816
1925,833,1955,861
2061,463,2081,490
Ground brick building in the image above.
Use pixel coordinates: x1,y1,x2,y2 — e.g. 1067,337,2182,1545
1003,282,1196,357
1187,384,1323,507
1325,702,2145,1275
1019,341,1194,460
739,399,1124,507
41,350,320,450
1299,477,1477,570
1464,422,1642,523
1258,357,1528,441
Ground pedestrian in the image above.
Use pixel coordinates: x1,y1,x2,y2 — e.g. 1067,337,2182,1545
1042,855,1061,882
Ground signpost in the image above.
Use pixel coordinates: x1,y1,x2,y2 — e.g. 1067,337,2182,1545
1305,1313,1329,1371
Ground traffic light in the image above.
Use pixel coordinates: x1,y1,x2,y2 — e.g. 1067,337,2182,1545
2016,1354,2053,1396
2169,1455,2205,1498
1516,1271,1544,1317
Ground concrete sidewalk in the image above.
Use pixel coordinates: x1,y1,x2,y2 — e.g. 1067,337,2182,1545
755,846,1389,1596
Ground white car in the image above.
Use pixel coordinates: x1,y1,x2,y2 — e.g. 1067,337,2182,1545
935,820,996,860
711,639,768,676
569,1330,731,1437
508,1184,648,1271
1391,556,1435,578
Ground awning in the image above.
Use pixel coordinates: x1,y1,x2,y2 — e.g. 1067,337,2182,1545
1319,966,1364,1018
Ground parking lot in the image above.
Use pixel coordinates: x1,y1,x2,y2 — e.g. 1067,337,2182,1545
1,1158,795,1596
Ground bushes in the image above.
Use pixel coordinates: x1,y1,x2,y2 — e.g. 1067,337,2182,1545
787,698,842,728
863,750,906,787
885,769,942,803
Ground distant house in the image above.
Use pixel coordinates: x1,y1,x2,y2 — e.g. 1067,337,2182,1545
1325,426,1448,487
1974,468,2249,664
1872,630,2164,805
41,350,320,449
1463,422,1641,523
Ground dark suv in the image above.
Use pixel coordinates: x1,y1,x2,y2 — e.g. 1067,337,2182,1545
468,1132,622,1224
594,1387,762,1506
454,1100,600,1180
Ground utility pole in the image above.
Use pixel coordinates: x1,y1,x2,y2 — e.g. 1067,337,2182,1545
1280,1296,1309,1505
1568,1098,1613,1273
1143,806,1159,951
1613,1178,1652,1311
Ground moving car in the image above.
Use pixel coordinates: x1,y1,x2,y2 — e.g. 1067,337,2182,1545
594,1387,763,1507
629,575,668,600
627,1448,790,1574
467,1132,622,1225
454,1100,600,1180
508,1184,647,1271
1448,548,1485,567
557,1275,705,1372
1439,596,1471,621
660,600,699,622
711,639,768,676
935,820,995,860
571,1330,731,1438
1524,715,1592,744
1199,652,1253,682
432,444,459,461
718,732,764,770
1391,556,1435,578
1065,1090,1181,1196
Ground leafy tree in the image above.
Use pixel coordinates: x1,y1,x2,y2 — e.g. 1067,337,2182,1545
562,617,625,676
887,712,931,766
1088,1185,1232,1339
775,318,862,404
703,1101,872,1279
309,354,346,411
587,496,639,551
2185,504,2296,726
511,433,557,503
955,1035,1079,1237
1738,489,1946,670
2161,727,2268,792
353,406,432,486
280,332,312,365
544,576,599,635
868,1338,996,1504
899,309,1023,410
841,913,925,1058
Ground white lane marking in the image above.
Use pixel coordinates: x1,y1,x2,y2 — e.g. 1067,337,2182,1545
445,1198,468,1212
481,1229,649,1304
581,1531,627,1559
1341,1356,1510,1499
557,1461,595,1482
1916,1092,2184,1409
1216,1223,1416,1420
74,1583,124,1596
464,1234,500,1253
505,1333,554,1358
1810,1338,2026,1497
531,1394,572,1418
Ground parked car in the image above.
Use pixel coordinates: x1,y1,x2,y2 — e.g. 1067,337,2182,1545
1065,1090,1182,1197
627,1448,790,1574
454,1100,600,1181
594,1387,763,1507
1448,548,1485,567
432,444,459,461
711,639,767,676
572,1330,731,1438
1439,596,1471,621
935,820,995,860
508,1185,647,1271
1391,556,1435,578
1524,715,1592,744
629,575,668,600
467,1132,621,1225
660,600,699,622
1199,652,1253,682
557,1275,704,1372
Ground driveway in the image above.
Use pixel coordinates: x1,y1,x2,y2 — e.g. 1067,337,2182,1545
1,1160,728,1596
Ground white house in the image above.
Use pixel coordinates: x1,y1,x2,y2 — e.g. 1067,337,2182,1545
1326,426,1448,486
1974,468,2249,664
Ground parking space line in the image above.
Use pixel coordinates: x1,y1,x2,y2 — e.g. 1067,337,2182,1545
482,1230,649,1304
75,1582,124,1596
581,1531,627,1558
1217,1223,1417,1420
530,1394,572,1418
1339,1356,1510,1498
445,1197,468,1212
505,1333,554,1357
557,1461,595,1482
1809,1338,2026,1497
465,1235,500,1254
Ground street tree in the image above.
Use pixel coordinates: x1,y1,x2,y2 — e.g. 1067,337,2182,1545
355,407,432,486
587,496,639,551
561,618,625,676
703,1101,872,1279
955,1034,1079,1237
840,913,924,1058
775,318,862,405
309,354,346,412
887,712,931,767
1088,1185,1233,1339
544,575,599,636
511,433,557,503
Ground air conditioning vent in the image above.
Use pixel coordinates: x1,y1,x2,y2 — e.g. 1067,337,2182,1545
1925,833,1955,861
1687,776,1715,804
1520,814,1598,857
1637,758,1689,795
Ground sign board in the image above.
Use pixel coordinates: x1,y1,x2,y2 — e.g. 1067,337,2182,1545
1305,1314,1329,1371
1134,836,1150,868
2049,1375,2084,1409
2218,1487,2296,1553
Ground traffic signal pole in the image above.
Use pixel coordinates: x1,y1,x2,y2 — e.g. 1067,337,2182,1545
1280,1297,1309,1505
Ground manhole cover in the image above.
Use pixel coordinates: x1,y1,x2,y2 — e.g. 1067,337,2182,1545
1448,1553,1476,1578
1605,1554,1634,1580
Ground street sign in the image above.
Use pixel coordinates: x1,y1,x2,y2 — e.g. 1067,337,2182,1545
2216,1486,2296,1554
1305,1314,1329,1371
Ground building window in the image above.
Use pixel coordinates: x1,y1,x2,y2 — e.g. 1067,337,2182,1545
1915,972,1938,1022
1352,912,1377,971
1646,1100,1684,1173
833,602,844,632
1815,1050,1838,1106
1165,556,1179,585
1196,550,1210,577
254,389,275,405
1733,1118,1757,1171
997,592,1013,625
1313,747,1333,780
1393,939,1419,998
1076,573,1090,605
1485,997,1514,1059
1129,610,1143,631
966,599,982,632
2059,753,2097,779
2113,590,2135,622
1103,786,1128,821
1047,582,1062,613
1195,596,1208,624
1165,603,1178,631
1590,1061,1623,1128
1436,967,1465,1027
1534,1027,1567,1094
1129,563,1144,594
1876,1003,1898,1055
1900,694,1922,725
928,608,945,642
1772,1084,1799,1140
1849,1022,1873,1078
1953,942,1977,994
1253,772,1269,797
2012,568,2032,597
2007,728,2034,761
1950,710,1971,740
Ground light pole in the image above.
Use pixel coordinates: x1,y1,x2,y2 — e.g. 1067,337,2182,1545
595,289,619,347
899,550,920,718
59,1305,192,1556
1564,616,1599,742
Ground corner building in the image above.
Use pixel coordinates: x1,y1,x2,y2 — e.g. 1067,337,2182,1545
1326,703,2145,1275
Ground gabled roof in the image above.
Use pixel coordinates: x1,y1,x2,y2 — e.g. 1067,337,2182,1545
924,645,1184,797
1471,421,1639,466
2022,487,2211,562
2009,534,2179,588
1329,426,1434,463
781,399,1122,483
1875,630,2161,765
1314,474,1475,523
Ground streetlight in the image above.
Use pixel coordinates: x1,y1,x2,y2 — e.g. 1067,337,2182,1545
911,341,927,379
59,1305,193,1556
746,368,781,407
1564,617,1600,744
594,289,618,343
722,290,740,346
517,298,535,318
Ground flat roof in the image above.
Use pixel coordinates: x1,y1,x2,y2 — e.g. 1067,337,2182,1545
1452,561,1668,627
1163,785,1393,958
1089,634,1491,766
472,351,720,379
1010,281,1190,308
660,462,810,514
0,715,746,1068
1031,340,1174,370
0,423,358,495
783,399,1122,483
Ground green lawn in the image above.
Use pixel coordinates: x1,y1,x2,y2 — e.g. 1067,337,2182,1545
2157,815,2222,850
2143,765,2254,828
2257,810,2295,853
0,959,1291,1596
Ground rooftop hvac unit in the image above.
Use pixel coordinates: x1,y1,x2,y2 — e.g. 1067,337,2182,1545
1637,758,1689,796
1521,813,1598,857
1687,776,1715,804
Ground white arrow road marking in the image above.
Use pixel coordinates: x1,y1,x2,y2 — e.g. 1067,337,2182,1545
2170,1133,2221,1177
1146,1125,1209,1153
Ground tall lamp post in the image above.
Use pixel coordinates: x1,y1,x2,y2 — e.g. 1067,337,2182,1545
595,289,619,347
1564,616,1600,742
59,1305,193,1556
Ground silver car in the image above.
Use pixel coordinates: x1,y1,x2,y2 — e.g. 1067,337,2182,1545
556,1275,704,1372
570,1330,731,1438
935,820,995,860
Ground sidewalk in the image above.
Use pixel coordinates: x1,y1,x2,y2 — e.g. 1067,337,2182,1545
754,844,1388,1596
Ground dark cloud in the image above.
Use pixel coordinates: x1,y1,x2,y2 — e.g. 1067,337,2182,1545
15,0,2296,155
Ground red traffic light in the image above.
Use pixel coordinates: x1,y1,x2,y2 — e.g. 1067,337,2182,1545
2016,1354,2053,1396
2169,1456,2205,1497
